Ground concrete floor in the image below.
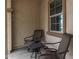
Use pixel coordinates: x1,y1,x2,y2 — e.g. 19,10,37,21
8,47,36,59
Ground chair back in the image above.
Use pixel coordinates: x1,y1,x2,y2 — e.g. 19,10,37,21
33,30,44,42
57,33,73,59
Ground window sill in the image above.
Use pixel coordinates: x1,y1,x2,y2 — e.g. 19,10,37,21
47,31,63,38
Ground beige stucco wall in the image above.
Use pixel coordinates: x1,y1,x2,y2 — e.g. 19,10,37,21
66,0,73,34
40,0,73,59
7,0,11,8
7,12,12,53
12,0,41,49
7,0,12,53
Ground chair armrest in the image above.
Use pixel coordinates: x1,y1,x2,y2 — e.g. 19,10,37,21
42,42,61,45
58,50,69,54
42,45,57,51
44,48,57,52
24,35,33,41
24,35,33,39
24,35,33,44
41,43,58,52
40,46,57,55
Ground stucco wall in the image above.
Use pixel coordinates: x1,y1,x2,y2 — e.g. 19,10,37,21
40,0,73,59
12,0,41,49
7,0,12,53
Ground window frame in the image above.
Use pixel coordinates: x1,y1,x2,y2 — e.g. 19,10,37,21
47,0,66,37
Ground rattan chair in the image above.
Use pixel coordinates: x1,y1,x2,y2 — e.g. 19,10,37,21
24,29,45,47
38,33,73,59
24,29,45,59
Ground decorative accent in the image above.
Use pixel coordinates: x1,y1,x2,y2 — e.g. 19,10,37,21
7,8,13,12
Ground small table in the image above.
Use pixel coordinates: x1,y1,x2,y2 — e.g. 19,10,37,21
29,42,43,59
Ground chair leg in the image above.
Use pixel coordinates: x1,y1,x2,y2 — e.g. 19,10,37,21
31,52,34,58
35,52,38,59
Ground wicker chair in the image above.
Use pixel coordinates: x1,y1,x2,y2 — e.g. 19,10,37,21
38,33,73,59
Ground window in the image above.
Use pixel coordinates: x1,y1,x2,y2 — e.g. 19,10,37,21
48,0,66,37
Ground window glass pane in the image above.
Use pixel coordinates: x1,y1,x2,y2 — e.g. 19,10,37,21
50,1,54,8
50,9,55,15
50,14,63,32
55,0,62,14
55,24,60,31
51,17,55,23
50,0,62,15
56,6,62,14
50,1,55,15
56,15,62,23
51,24,55,31
55,0,62,6
56,15,63,32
